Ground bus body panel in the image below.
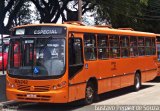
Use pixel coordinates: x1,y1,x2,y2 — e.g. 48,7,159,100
6,74,69,103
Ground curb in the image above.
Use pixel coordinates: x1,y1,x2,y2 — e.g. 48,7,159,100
0,100,16,110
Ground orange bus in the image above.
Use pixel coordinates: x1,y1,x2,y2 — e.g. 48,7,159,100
6,22,157,104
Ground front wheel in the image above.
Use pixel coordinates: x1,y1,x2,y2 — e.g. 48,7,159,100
133,73,141,91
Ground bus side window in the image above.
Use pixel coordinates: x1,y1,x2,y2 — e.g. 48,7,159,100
69,38,83,78
151,38,156,55
130,36,138,57
84,33,97,60
138,37,145,56
109,35,120,58
97,34,109,59
120,36,129,58
145,38,152,55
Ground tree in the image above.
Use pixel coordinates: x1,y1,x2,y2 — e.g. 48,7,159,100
141,0,160,33
0,0,25,34
13,1,40,26
91,0,160,33
93,0,148,27
30,0,97,23
30,0,68,23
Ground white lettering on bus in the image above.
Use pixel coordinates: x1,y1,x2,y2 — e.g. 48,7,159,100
34,30,58,35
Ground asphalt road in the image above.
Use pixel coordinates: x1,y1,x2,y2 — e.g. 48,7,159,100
0,75,6,102
1,77,160,111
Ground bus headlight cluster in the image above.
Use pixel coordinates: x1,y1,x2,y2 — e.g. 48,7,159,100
7,80,15,88
53,81,67,90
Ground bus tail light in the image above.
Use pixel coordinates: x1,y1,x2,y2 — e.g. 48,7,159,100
53,81,67,90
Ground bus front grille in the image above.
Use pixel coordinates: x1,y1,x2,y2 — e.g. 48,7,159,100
17,85,50,92
16,94,51,101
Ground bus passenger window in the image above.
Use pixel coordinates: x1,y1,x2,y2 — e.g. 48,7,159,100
138,37,145,56
84,34,97,60
151,38,156,55
130,36,138,57
97,34,109,59
145,38,152,55
120,36,129,57
109,35,120,58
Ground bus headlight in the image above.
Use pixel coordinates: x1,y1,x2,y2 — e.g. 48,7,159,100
7,80,15,88
53,81,67,90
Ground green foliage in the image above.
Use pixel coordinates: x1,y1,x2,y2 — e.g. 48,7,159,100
140,0,148,5
141,0,160,33
94,0,160,33
94,0,145,27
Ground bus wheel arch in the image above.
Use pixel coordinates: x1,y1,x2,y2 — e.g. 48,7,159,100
133,70,142,91
84,77,98,105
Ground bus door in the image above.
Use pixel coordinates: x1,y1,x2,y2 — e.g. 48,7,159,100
68,34,84,101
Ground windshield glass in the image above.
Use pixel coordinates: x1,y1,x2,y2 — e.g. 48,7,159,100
8,38,65,77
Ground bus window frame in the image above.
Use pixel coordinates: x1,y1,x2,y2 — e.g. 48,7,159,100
68,37,84,79
8,37,67,80
120,36,130,58
97,34,109,60
109,35,120,59
84,33,97,61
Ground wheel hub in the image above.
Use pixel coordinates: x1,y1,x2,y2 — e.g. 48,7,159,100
86,86,93,99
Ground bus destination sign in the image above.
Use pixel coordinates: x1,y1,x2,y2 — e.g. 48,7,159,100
14,26,66,35
34,29,59,35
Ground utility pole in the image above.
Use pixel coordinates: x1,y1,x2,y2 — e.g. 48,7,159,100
78,0,82,22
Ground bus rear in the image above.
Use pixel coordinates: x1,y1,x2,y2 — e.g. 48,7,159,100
6,25,69,103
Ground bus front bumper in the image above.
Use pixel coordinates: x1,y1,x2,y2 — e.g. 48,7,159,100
6,88,68,103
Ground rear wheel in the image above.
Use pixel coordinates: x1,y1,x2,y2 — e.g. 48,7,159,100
133,73,141,91
84,82,95,105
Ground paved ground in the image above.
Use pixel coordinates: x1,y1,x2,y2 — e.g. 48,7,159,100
0,75,6,102
1,77,160,111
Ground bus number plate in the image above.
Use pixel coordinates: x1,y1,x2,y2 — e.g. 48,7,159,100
15,79,28,85
26,94,37,98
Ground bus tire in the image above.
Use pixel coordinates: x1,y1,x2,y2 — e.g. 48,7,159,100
133,72,141,91
84,82,95,105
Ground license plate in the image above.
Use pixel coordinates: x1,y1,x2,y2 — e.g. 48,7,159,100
26,94,37,98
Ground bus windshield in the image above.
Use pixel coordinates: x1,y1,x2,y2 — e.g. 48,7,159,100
8,38,65,78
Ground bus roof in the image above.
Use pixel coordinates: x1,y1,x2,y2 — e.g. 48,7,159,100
14,23,156,37
156,34,160,37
